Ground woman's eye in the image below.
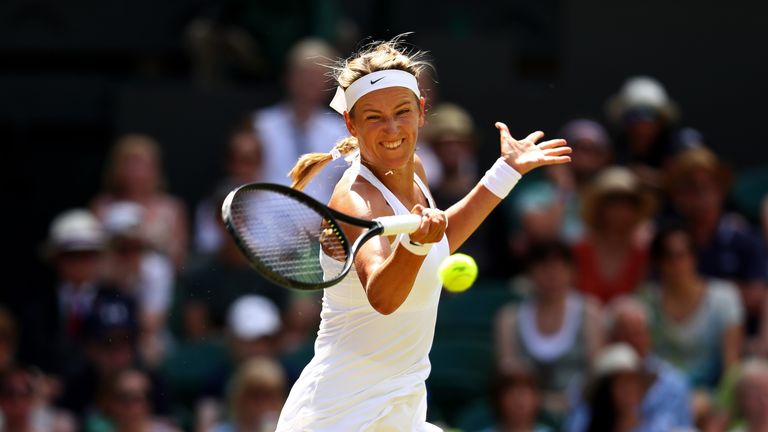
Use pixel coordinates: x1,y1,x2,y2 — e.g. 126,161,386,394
366,115,380,121
397,109,410,115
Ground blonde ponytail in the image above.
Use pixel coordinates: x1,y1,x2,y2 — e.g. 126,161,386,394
289,136,359,190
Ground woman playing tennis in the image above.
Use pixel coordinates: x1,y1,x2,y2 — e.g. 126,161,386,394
277,38,572,431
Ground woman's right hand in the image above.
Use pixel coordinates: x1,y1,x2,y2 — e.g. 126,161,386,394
408,204,447,244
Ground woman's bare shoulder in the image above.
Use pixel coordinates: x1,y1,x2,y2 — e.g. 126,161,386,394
329,172,394,221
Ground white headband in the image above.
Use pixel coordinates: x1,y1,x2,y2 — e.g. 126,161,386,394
329,69,420,115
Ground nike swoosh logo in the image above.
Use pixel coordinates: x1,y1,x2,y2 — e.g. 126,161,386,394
370,77,385,84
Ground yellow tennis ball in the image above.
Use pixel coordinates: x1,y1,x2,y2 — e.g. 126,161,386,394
438,253,478,293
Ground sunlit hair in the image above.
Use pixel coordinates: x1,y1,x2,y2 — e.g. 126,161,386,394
102,133,165,194
226,356,286,419
289,35,431,190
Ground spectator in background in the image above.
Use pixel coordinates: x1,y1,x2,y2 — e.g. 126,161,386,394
0,367,75,432
196,296,282,429
605,76,679,190
91,134,189,268
254,38,348,203
639,225,743,419
195,120,265,255
423,103,508,276
544,119,614,243
728,359,768,432
87,368,180,432
665,146,768,352
581,343,646,432
495,241,602,421
206,357,287,432
478,365,553,432
574,167,655,304
19,209,108,374
101,201,174,368
58,292,172,424
565,297,692,431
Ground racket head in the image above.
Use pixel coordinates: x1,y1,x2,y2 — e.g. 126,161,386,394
221,183,356,290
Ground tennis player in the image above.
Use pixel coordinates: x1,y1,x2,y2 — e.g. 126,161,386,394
276,38,572,431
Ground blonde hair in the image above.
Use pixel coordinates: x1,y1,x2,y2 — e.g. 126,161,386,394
227,356,286,417
289,36,431,190
103,133,165,194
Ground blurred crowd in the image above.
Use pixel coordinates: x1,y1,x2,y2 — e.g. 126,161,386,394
3,36,768,432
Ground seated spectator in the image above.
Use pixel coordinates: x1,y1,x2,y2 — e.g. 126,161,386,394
495,241,602,420
581,343,647,432
87,368,181,432
639,224,743,392
423,102,509,277
544,119,614,242
195,120,265,255
605,76,680,190
665,146,768,348
565,297,692,431
574,167,655,304
91,134,189,268
57,292,173,424
195,295,282,427
478,364,553,432
205,357,287,432
729,359,768,432
254,38,348,203
20,209,108,374
1,367,75,432
101,201,175,367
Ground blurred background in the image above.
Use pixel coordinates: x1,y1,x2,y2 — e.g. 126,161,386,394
2,0,768,431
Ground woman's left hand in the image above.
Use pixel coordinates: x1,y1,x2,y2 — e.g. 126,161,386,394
495,122,572,174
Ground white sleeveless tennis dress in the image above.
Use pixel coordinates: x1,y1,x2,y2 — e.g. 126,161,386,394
276,162,449,432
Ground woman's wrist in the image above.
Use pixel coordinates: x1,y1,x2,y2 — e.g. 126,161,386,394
396,233,433,256
480,158,522,199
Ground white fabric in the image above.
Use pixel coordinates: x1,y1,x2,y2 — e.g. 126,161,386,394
138,252,174,314
480,158,522,199
518,293,583,362
329,70,421,114
276,162,448,432
396,233,433,256
254,103,349,204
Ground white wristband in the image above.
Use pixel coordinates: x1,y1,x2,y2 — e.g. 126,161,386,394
480,158,522,199
396,233,433,256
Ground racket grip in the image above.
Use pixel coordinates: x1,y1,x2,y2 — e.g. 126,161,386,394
376,214,422,235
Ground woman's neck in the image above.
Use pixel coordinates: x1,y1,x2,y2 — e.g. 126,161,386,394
594,230,632,250
362,159,417,203
662,274,703,300
615,410,641,432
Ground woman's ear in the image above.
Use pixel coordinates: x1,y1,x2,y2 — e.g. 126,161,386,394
418,97,426,128
344,111,357,137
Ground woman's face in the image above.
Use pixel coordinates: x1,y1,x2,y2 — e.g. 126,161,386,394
345,87,425,172
658,231,697,280
598,193,642,234
107,371,151,424
530,257,572,300
235,384,285,427
610,371,644,412
114,150,159,195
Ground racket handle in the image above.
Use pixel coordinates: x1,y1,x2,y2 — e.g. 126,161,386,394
376,214,422,235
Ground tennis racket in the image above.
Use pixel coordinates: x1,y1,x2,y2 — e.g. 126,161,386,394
221,182,423,290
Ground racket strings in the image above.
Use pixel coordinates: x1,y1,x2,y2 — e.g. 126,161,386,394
228,189,349,284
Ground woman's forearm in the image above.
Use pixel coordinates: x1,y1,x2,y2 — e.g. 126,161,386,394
445,182,504,253
363,245,428,315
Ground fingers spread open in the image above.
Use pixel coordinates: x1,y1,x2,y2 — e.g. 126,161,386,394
543,146,573,157
525,131,545,143
537,139,568,150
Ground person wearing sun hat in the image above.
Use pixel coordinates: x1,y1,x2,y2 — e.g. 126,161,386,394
573,167,656,304
606,76,680,190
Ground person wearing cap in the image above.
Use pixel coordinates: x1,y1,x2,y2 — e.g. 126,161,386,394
277,37,571,431
580,343,646,432
424,102,510,278
573,166,656,304
100,200,175,368
665,146,768,353
565,297,692,432
56,291,174,425
253,37,349,204
605,75,680,189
